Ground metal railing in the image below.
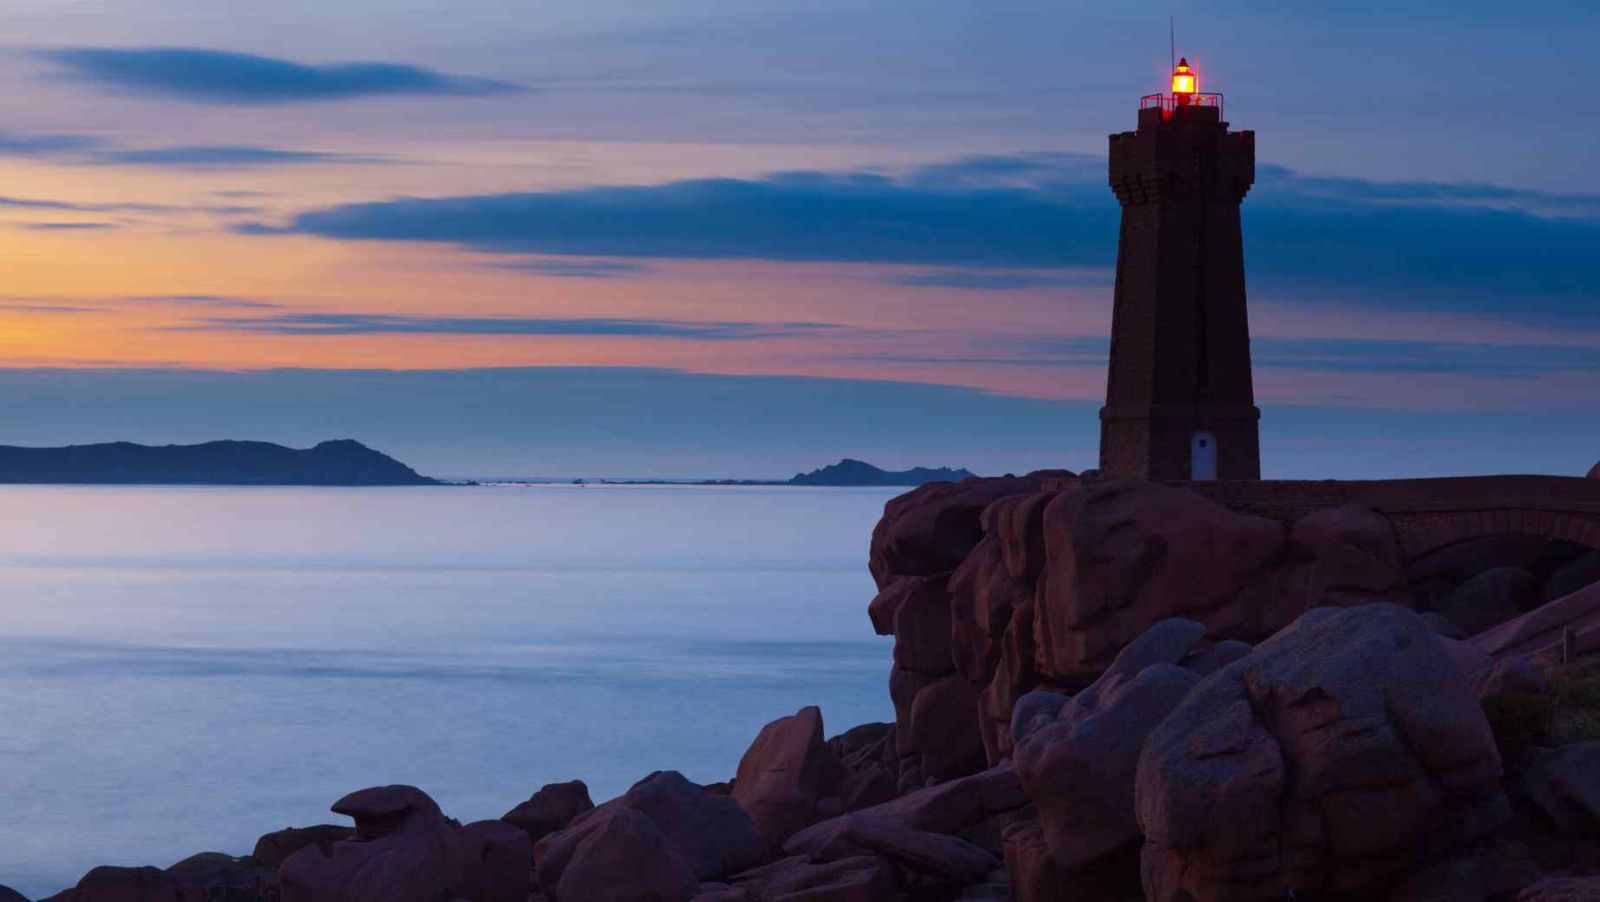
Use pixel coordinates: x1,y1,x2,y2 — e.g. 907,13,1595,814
1140,93,1224,119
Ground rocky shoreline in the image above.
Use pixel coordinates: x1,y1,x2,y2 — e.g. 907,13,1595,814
15,468,1600,902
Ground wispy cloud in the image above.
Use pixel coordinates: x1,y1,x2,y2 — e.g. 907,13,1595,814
247,153,1600,324
0,127,369,169
242,154,1115,266
0,302,104,314
0,130,104,157
93,145,371,167
16,221,119,232
41,47,522,104
890,269,1110,290
490,259,650,279
130,295,283,310
172,312,844,339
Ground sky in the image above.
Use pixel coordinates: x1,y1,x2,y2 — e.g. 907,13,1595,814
0,0,1596,479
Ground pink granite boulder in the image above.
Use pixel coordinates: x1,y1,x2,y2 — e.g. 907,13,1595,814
163,853,272,901
42,867,179,902
1015,621,1204,870
1522,743,1600,836
501,780,593,844
785,763,1027,862
280,785,451,902
443,821,530,902
1135,604,1508,901
279,784,530,902
1032,480,1284,680
543,806,698,902
869,474,1059,585
732,706,856,847
903,673,986,781
725,854,899,901
251,825,353,870
538,771,766,894
1286,502,1408,606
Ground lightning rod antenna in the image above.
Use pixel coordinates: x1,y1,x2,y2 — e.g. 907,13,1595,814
1170,16,1176,72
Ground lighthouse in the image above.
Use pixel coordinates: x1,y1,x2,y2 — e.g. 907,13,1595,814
1099,57,1260,481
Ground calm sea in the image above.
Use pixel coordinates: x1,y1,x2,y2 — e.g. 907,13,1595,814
0,484,897,897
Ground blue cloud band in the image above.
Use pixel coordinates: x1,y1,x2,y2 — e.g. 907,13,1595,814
43,47,521,104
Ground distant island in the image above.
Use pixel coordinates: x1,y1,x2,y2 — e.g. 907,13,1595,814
787,458,975,486
0,439,439,486
534,459,976,488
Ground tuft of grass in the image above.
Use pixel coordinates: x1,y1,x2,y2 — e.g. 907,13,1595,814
1545,656,1600,746
1482,656,1600,762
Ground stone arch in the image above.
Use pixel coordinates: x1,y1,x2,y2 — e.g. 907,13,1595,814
1393,509,1600,561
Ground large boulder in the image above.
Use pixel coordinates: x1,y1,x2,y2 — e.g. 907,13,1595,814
542,806,698,902
785,763,1028,860
825,723,900,808
725,854,899,901
870,474,1061,585
164,852,273,900
1432,567,1538,636
903,673,986,781
1408,535,1565,598
251,825,354,870
0,886,26,902
1522,743,1600,836
443,821,531,902
1286,503,1408,607
1003,814,1142,902
868,575,946,641
1136,604,1508,901
501,780,593,844
1033,480,1285,680
733,707,859,847
1475,580,1600,663
539,771,766,892
279,784,529,902
1547,551,1600,604
790,814,997,884
42,867,178,902
1015,620,1205,871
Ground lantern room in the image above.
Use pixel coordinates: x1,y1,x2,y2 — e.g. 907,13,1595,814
1140,56,1224,119
1171,58,1197,95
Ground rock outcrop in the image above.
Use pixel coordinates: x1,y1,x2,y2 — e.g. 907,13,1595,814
539,806,698,902
501,780,593,844
1521,743,1600,835
1136,604,1508,900
535,771,766,898
731,706,893,848
872,474,1415,785
279,785,530,902
1014,620,1205,872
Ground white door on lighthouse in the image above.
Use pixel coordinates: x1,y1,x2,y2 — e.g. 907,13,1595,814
1191,431,1218,481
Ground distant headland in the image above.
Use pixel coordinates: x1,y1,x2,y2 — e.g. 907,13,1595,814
0,440,439,486
787,459,974,486
533,459,977,488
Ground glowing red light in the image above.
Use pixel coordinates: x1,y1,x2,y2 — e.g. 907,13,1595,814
1171,58,1197,95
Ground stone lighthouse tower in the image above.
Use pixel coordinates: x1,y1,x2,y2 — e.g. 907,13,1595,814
1099,57,1260,481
